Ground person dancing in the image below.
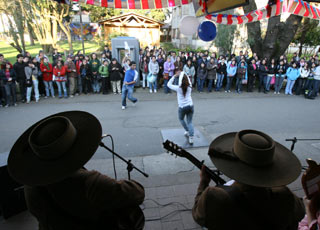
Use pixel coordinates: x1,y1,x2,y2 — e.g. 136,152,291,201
168,70,194,144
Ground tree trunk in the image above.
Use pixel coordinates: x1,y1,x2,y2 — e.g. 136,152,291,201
27,23,35,46
42,44,53,54
58,21,73,53
243,0,302,59
12,1,26,53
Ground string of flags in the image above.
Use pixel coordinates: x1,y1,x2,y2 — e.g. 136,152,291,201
205,0,320,25
71,0,192,9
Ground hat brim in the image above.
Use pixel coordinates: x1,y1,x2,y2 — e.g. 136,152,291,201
8,111,102,186
208,132,301,187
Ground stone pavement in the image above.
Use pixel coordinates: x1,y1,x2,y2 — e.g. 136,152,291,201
0,147,306,230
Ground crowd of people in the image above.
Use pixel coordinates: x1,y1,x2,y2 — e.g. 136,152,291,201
1,45,320,107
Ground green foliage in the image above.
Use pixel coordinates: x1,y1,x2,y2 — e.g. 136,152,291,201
293,18,320,47
214,24,237,54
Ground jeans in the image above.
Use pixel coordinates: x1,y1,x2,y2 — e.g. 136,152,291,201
142,73,148,88
44,81,55,97
235,78,243,92
285,79,296,95
55,81,68,98
149,76,158,91
27,79,40,102
92,79,101,93
178,105,194,137
216,73,224,91
274,77,285,93
208,79,214,92
310,79,320,97
197,78,205,92
4,82,17,105
265,75,272,91
121,84,137,106
78,76,83,94
164,77,171,93
225,77,234,91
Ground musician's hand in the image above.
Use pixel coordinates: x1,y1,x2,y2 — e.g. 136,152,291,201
200,165,210,186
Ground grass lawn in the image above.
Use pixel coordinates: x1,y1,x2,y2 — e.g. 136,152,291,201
0,40,100,64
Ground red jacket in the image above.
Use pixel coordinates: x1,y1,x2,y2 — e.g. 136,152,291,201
76,60,82,75
40,63,53,81
53,65,67,82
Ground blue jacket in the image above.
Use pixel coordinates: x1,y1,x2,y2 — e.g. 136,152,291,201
286,67,300,81
227,65,237,77
124,69,136,86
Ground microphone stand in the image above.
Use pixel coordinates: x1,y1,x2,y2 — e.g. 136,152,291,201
100,136,149,180
286,137,320,151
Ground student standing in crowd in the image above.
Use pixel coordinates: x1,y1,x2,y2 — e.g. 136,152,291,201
148,56,159,93
168,71,194,144
216,58,227,91
140,56,149,89
259,59,269,93
25,60,39,103
157,54,165,89
267,58,277,93
285,62,300,95
297,63,310,95
40,57,54,98
65,56,78,97
183,59,196,86
197,62,207,93
13,54,26,103
53,60,68,99
308,62,320,99
121,61,138,110
90,53,101,94
206,58,217,92
79,59,92,95
174,56,184,71
235,61,246,93
108,58,122,95
225,60,237,93
247,59,258,92
1,62,17,107
163,56,175,94
99,59,110,94
275,60,287,94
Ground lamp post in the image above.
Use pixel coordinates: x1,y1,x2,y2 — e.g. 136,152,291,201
79,5,85,55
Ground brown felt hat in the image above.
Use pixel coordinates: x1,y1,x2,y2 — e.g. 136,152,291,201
8,111,102,186
208,130,301,187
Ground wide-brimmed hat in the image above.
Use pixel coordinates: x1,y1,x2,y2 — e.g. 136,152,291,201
8,111,102,186
208,130,301,187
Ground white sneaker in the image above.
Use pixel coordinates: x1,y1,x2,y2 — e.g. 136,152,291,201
150,89,153,93
132,101,137,106
189,136,194,145
184,131,189,137
122,106,126,110
154,89,157,93
274,92,276,94
278,92,280,94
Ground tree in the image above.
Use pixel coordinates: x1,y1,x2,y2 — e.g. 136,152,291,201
214,24,237,54
293,18,320,56
0,0,26,53
18,0,73,54
243,0,302,59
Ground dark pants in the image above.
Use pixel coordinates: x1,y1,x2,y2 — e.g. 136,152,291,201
225,77,234,91
258,75,266,92
309,79,320,98
18,79,26,101
101,77,110,94
4,82,17,105
37,75,46,96
82,78,91,94
247,75,255,92
235,78,243,92
295,78,306,95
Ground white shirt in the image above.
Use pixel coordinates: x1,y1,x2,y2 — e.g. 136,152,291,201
167,77,193,108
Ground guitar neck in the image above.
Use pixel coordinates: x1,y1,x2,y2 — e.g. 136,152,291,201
182,149,226,185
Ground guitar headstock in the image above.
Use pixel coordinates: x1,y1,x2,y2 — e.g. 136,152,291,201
163,140,186,158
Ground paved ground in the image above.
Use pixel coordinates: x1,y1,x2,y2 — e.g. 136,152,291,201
1,88,320,229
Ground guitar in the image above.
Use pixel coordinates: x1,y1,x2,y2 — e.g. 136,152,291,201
163,140,226,185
